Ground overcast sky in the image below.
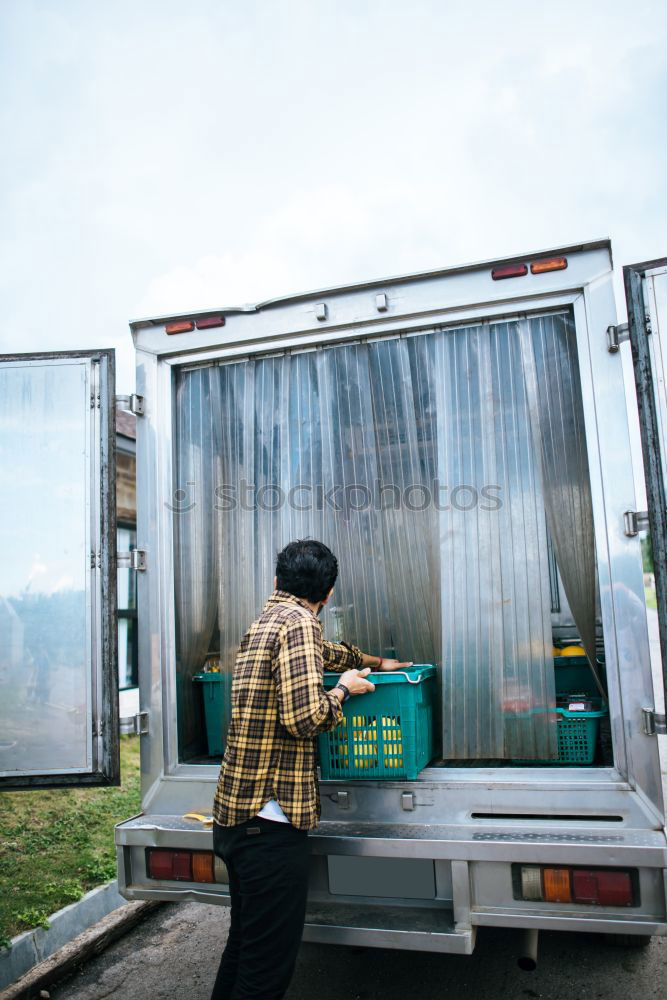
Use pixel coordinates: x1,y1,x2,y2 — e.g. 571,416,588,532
1,0,666,393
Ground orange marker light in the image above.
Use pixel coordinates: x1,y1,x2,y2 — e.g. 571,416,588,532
192,851,216,883
166,320,195,335
530,257,568,274
543,867,572,903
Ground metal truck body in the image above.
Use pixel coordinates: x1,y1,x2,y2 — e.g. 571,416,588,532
2,239,666,954
114,240,667,952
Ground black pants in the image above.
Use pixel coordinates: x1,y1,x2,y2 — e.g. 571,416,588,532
211,818,310,1000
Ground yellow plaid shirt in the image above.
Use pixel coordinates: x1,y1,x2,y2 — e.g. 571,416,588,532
212,590,363,831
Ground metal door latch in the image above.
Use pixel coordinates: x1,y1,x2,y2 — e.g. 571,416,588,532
332,790,350,809
642,708,667,736
116,393,145,416
624,510,650,536
117,549,147,571
401,792,416,811
607,323,629,353
120,712,149,736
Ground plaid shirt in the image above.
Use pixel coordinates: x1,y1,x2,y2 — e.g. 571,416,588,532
212,590,363,831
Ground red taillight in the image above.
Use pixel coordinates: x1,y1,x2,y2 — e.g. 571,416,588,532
492,263,528,280
195,315,226,330
147,848,192,881
165,320,195,335
146,848,220,883
572,869,633,906
519,865,635,906
531,257,568,274
146,849,175,880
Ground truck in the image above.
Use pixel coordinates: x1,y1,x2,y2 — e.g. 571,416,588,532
1,239,666,966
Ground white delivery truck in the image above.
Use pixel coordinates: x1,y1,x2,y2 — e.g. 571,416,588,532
1,240,666,965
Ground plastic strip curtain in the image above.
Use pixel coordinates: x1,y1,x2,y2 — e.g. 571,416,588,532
173,367,221,758
435,322,556,759
519,314,604,698
174,318,572,760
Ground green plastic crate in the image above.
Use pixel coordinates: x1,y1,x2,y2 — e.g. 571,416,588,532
555,704,607,764
318,665,437,780
193,672,224,756
553,656,604,698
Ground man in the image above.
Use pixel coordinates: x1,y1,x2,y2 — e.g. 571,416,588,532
211,539,412,999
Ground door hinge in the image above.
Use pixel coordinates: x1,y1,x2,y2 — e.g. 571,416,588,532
117,549,147,571
642,707,667,736
90,549,101,569
116,393,145,416
623,510,650,536
120,712,149,736
607,322,629,353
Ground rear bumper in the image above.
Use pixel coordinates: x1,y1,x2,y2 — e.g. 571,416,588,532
115,814,667,950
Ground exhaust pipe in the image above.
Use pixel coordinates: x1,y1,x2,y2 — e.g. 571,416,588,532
517,928,539,971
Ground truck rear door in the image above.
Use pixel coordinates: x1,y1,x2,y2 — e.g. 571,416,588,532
0,349,119,788
624,259,667,738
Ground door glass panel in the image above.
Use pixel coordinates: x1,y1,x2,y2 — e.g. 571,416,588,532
0,359,91,776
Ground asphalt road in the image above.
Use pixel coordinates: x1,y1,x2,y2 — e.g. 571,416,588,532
51,901,666,1000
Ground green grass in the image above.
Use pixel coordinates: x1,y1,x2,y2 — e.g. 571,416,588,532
0,736,140,948
645,586,657,611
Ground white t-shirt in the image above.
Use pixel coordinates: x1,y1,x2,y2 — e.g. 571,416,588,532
256,798,290,824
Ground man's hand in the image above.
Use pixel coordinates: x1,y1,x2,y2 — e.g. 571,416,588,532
338,667,375,696
378,659,413,671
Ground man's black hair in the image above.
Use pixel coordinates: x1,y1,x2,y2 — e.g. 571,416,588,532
275,539,338,603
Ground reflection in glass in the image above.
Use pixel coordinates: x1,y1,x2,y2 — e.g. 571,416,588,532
0,361,90,775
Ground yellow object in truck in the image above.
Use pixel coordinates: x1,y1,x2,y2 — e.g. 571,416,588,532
560,645,586,657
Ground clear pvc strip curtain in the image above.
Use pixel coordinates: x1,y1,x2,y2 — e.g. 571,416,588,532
173,366,221,758
172,314,599,760
519,314,602,696
435,322,556,758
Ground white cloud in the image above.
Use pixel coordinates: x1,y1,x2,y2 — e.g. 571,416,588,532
0,0,665,393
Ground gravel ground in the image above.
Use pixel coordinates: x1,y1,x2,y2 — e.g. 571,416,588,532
51,900,666,1000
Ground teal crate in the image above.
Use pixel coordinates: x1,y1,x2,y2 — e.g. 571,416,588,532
555,703,607,764
554,656,604,698
514,700,608,765
193,673,224,756
318,665,437,780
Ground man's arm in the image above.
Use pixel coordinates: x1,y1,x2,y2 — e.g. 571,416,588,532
272,617,346,738
322,639,413,674
321,639,364,673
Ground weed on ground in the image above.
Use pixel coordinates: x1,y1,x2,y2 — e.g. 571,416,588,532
0,736,140,946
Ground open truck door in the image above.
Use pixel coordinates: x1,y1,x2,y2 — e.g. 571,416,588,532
624,259,667,737
0,349,119,788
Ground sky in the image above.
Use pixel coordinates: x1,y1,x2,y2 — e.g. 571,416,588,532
1,0,666,395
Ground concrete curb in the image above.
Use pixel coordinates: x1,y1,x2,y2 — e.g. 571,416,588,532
0,881,156,995
0,899,158,1000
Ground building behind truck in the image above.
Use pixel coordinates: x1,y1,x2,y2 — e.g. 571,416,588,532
0,239,666,963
